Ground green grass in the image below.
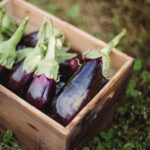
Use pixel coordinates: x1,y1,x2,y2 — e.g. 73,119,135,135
27,0,150,149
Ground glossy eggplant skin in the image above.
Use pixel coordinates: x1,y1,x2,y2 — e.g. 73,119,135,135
0,65,10,85
56,81,66,96
26,75,56,112
59,58,79,82
50,59,102,126
7,62,33,97
22,31,38,47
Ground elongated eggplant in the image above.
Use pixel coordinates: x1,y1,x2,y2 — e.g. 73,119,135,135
0,16,29,85
26,20,59,111
59,58,80,82
50,29,127,126
21,27,66,48
7,20,46,97
26,20,77,112
50,59,102,126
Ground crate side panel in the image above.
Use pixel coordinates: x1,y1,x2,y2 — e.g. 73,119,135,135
0,91,66,150
67,60,134,150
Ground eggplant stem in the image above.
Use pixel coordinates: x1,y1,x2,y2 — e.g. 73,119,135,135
8,16,29,47
101,28,127,55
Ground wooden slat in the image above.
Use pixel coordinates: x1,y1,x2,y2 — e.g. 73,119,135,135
0,86,67,150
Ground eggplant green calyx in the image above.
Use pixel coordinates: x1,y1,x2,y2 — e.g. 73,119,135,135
2,14,18,37
35,20,59,81
84,29,126,79
35,19,77,81
22,19,47,74
0,16,29,69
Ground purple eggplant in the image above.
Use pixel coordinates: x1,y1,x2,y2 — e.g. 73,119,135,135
26,20,59,111
26,20,77,112
50,29,127,126
59,58,80,82
21,27,65,48
7,20,46,97
26,75,56,112
22,31,38,47
50,59,102,126
0,16,29,85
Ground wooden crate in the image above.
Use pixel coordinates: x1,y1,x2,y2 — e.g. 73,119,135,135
0,0,134,149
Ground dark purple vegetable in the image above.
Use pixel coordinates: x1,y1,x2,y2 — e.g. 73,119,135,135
26,75,56,112
22,31,38,47
0,16,29,85
26,21,59,111
50,29,127,126
59,58,79,82
50,59,102,126
7,20,46,97
26,20,77,112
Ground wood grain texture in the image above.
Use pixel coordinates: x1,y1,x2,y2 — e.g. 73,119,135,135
0,0,134,149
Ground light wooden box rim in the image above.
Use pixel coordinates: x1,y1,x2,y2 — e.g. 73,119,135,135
0,0,134,139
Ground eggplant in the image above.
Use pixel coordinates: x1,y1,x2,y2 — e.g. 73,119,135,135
7,20,46,97
26,20,77,112
50,29,127,126
21,26,67,48
25,20,59,111
84,29,127,78
0,16,29,85
59,58,80,82
22,31,38,47
50,59,102,126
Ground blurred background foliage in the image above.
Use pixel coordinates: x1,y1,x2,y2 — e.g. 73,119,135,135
27,0,150,149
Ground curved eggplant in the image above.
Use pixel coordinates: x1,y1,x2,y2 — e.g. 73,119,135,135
7,20,46,97
50,59,102,126
0,17,29,84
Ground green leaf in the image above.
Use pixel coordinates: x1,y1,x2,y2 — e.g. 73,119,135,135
0,130,13,143
47,3,60,15
66,5,80,21
126,79,140,97
133,58,142,71
82,147,90,150
141,71,150,83
123,143,134,150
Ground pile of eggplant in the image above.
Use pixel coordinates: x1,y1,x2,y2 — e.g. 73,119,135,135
0,8,126,126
